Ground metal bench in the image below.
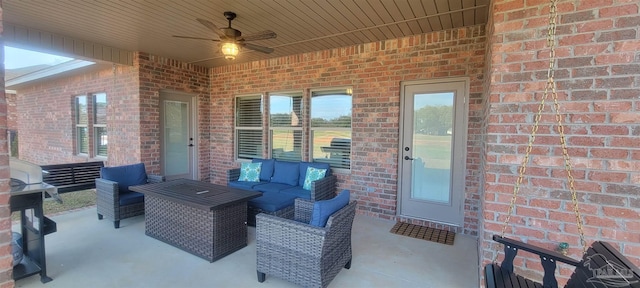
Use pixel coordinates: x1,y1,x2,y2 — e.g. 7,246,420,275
41,161,105,193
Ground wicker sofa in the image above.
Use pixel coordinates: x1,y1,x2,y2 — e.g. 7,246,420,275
227,159,337,226
256,194,357,288
96,163,164,229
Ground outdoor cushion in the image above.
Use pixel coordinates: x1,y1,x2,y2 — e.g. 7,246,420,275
118,191,144,206
309,189,350,227
303,167,327,190
254,182,296,194
101,163,147,194
271,161,299,186
228,180,269,190
280,186,312,200
298,161,331,186
238,162,261,182
252,158,275,182
249,192,297,212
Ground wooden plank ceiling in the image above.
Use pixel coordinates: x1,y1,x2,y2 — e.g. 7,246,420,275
4,0,489,68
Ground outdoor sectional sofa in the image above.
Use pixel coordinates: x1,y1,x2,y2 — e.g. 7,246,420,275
227,158,337,225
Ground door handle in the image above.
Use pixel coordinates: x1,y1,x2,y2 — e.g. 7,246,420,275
188,144,194,147
404,156,414,160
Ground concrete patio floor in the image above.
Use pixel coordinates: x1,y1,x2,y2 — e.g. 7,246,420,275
14,206,480,288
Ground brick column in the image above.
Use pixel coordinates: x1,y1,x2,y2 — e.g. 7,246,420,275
481,0,640,285
0,0,15,286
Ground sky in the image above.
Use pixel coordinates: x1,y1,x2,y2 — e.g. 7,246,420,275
4,46,73,69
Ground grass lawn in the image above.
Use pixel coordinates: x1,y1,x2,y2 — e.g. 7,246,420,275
11,189,96,222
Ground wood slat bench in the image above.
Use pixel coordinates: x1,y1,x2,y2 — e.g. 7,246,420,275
485,235,640,288
41,161,105,193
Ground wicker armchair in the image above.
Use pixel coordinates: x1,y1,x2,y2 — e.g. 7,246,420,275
95,163,164,229
256,198,357,288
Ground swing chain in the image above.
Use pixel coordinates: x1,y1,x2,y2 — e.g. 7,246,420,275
495,0,587,262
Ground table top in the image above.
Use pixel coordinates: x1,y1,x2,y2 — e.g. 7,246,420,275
130,179,261,211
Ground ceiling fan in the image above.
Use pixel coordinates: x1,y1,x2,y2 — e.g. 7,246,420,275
173,11,277,60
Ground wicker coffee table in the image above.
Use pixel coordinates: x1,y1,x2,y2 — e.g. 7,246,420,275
130,179,260,262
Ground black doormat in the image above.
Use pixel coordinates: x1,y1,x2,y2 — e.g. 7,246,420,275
390,222,455,245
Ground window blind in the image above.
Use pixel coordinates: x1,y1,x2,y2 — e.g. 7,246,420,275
270,93,303,161
310,89,352,169
236,95,263,160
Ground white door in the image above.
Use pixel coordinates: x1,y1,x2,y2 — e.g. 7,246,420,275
160,91,197,180
398,78,468,226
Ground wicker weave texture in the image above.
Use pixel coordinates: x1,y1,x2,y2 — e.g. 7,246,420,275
247,205,294,226
95,173,165,228
145,195,249,262
256,199,357,288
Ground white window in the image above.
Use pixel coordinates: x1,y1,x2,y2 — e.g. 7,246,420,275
235,95,263,160
75,95,89,155
93,93,108,157
269,92,303,162
310,88,352,170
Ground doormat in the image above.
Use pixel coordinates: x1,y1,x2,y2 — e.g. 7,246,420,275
390,222,455,245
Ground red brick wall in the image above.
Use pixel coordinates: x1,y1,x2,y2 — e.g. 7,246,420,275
6,93,15,131
135,52,211,178
211,25,487,235
15,65,140,166
482,0,640,284
13,54,210,178
0,0,14,285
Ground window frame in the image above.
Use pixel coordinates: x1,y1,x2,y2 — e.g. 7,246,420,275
309,87,353,171
268,91,304,162
75,95,89,155
93,93,108,158
235,94,264,161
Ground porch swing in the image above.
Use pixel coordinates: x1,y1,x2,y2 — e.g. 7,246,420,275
484,0,640,287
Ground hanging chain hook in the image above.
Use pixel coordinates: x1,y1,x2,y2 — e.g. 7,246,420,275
494,0,586,262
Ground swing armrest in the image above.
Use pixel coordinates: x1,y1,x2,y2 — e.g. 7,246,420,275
493,235,581,266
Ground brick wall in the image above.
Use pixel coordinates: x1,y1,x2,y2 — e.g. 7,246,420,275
482,0,640,284
6,93,14,131
135,52,211,178
211,25,486,235
15,65,141,166
13,54,210,178
0,0,14,285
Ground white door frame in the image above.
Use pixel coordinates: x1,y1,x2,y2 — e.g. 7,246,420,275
397,77,469,226
159,90,198,180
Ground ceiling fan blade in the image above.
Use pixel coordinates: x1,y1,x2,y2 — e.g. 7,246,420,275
242,43,274,54
172,35,221,41
196,18,225,38
242,30,277,41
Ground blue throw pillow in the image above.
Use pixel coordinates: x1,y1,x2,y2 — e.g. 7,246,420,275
309,190,350,227
101,163,148,194
238,162,261,182
271,161,299,186
252,158,275,182
303,167,327,190
298,162,331,186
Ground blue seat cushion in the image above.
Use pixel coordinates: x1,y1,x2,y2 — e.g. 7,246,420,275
249,192,297,212
271,161,300,186
252,158,275,182
101,163,147,194
119,191,144,206
254,182,295,194
228,180,269,190
309,190,350,227
298,162,331,186
280,186,312,200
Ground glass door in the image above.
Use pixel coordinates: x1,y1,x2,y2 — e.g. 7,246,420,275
160,91,196,180
399,79,468,226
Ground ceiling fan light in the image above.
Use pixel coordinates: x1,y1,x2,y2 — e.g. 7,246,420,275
221,42,239,60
